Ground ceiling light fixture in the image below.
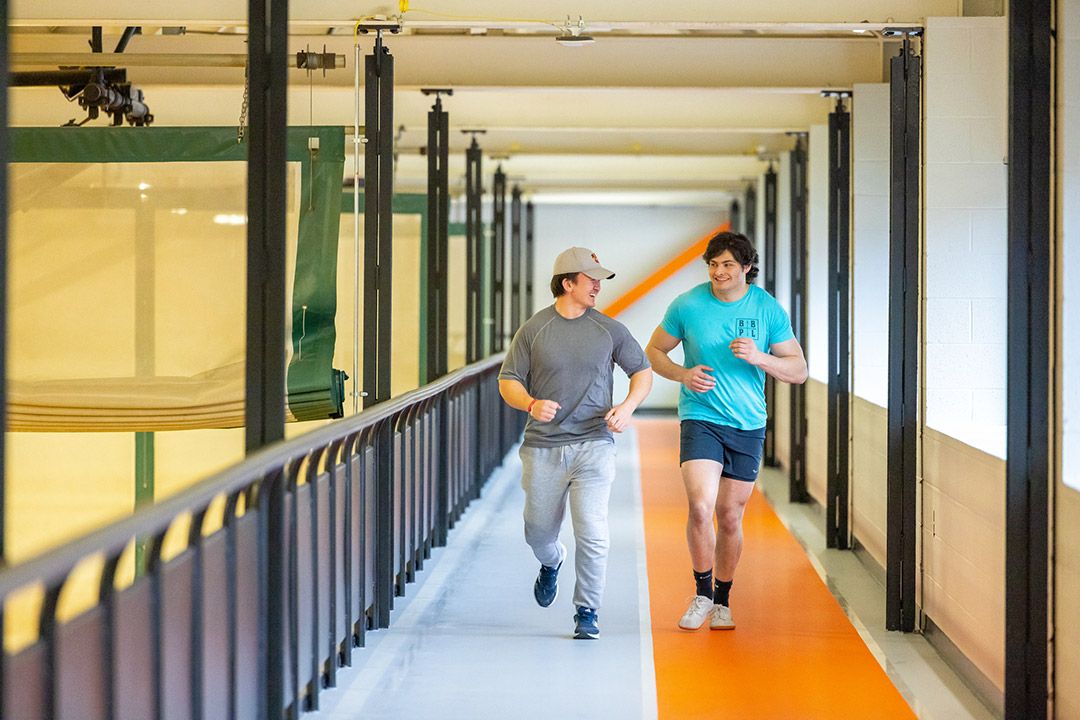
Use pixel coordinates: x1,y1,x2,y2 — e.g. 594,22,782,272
556,15,595,46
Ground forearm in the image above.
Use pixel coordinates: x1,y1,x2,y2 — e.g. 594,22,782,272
619,369,654,411
645,346,687,384
756,353,808,384
498,378,534,411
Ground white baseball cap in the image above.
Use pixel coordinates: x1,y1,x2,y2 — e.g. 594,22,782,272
552,246,615,280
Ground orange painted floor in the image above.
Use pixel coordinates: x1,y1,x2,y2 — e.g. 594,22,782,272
636,417,917,720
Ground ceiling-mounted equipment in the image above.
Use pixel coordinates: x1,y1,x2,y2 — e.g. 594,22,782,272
556,16,595,46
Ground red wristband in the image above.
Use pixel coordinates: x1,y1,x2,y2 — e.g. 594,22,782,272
527,398,537,413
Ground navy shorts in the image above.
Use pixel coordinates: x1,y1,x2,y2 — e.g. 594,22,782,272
679,419,766,482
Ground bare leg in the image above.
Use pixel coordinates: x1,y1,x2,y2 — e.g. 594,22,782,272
681,459,723,572
713,477,755,582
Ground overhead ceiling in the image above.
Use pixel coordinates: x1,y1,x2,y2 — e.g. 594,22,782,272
8,1,990,204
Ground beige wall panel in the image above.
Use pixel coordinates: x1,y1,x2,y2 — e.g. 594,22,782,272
1057,487,1080,718
921,574,1002,691
851,398,887,567
805,379,828,504
921,429,1005,692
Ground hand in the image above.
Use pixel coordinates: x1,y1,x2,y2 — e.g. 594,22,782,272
529,399,561,422
729,337,763,366
605,404,633,433
681,365,716,393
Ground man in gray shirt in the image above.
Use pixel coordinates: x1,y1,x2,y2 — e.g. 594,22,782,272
499,246,652,640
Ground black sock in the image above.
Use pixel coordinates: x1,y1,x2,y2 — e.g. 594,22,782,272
693,569,713,599
715,579,732,607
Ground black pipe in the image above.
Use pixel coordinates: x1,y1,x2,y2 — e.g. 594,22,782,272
113,26,140,54
9,68,126,87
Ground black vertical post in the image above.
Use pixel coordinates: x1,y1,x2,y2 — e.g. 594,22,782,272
464,134,483,363
744,184,757,248
729,199,741,235
246,3,287,714
763,167,779,467
491,165,507,353
510,186,523,337
789,135,810,503
826,95,852,550
1,8,9,714
245,0,287,452
363,33,394,408
525,201,535,318
0,0,8,575
425,90,450,382
1006,2,1051,717
886,32,921,633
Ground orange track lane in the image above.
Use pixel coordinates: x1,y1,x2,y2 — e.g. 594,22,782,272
636,418,917,719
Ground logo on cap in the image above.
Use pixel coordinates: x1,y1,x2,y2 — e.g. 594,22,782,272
591,253,599,263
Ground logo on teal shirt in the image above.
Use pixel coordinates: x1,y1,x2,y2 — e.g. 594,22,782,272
736,318,759,340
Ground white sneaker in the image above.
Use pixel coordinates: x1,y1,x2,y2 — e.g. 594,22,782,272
678,595,713,630
709,603,735,630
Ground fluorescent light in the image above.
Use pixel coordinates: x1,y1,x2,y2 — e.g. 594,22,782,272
213,213,247,225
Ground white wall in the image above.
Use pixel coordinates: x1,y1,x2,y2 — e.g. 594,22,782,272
807,124,830,383
1064,1,1080,492
532,203,726,409
1058,3,1080,715
924,16,1008,460
851,84,891,409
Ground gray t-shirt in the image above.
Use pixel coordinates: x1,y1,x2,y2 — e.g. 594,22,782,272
499,305,651,448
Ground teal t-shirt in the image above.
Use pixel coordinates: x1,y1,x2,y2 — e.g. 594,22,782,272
660,283,794,430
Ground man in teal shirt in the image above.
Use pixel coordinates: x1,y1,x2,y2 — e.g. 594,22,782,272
645,231,807,631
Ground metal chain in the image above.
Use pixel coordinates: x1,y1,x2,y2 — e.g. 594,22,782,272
237,63,250,143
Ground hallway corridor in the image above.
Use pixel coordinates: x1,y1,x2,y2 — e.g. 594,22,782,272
312,420,995,720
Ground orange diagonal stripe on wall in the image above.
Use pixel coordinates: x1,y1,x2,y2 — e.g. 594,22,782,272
600,221,729,318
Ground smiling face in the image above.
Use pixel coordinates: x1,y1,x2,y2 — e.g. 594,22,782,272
564,272,602,309
707,249,750,297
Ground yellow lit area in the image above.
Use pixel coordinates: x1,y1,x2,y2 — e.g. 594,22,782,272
2,154,309,649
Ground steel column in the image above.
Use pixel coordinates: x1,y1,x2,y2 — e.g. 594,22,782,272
744,184,758,247
244,0,288,452
491,165,507,352
1,0,8,571
363,33,395,408
1006,2,1052,716
525,201,536,317
465,136,483,363
510,186,523,337
1,9,8,713
886,33,921,633
730,199,741,235
826,97,852,549
789,136,810,503
763,167,779,467
425,91,450,381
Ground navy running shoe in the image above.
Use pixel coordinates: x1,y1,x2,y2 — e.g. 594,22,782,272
573,607,599,639
534,561,561,607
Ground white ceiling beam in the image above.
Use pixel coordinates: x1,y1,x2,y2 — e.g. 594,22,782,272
10,0,960,26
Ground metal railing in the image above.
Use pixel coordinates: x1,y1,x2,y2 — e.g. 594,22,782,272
0,354,525,720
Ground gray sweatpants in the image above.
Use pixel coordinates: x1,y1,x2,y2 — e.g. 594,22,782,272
519,439,617,610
